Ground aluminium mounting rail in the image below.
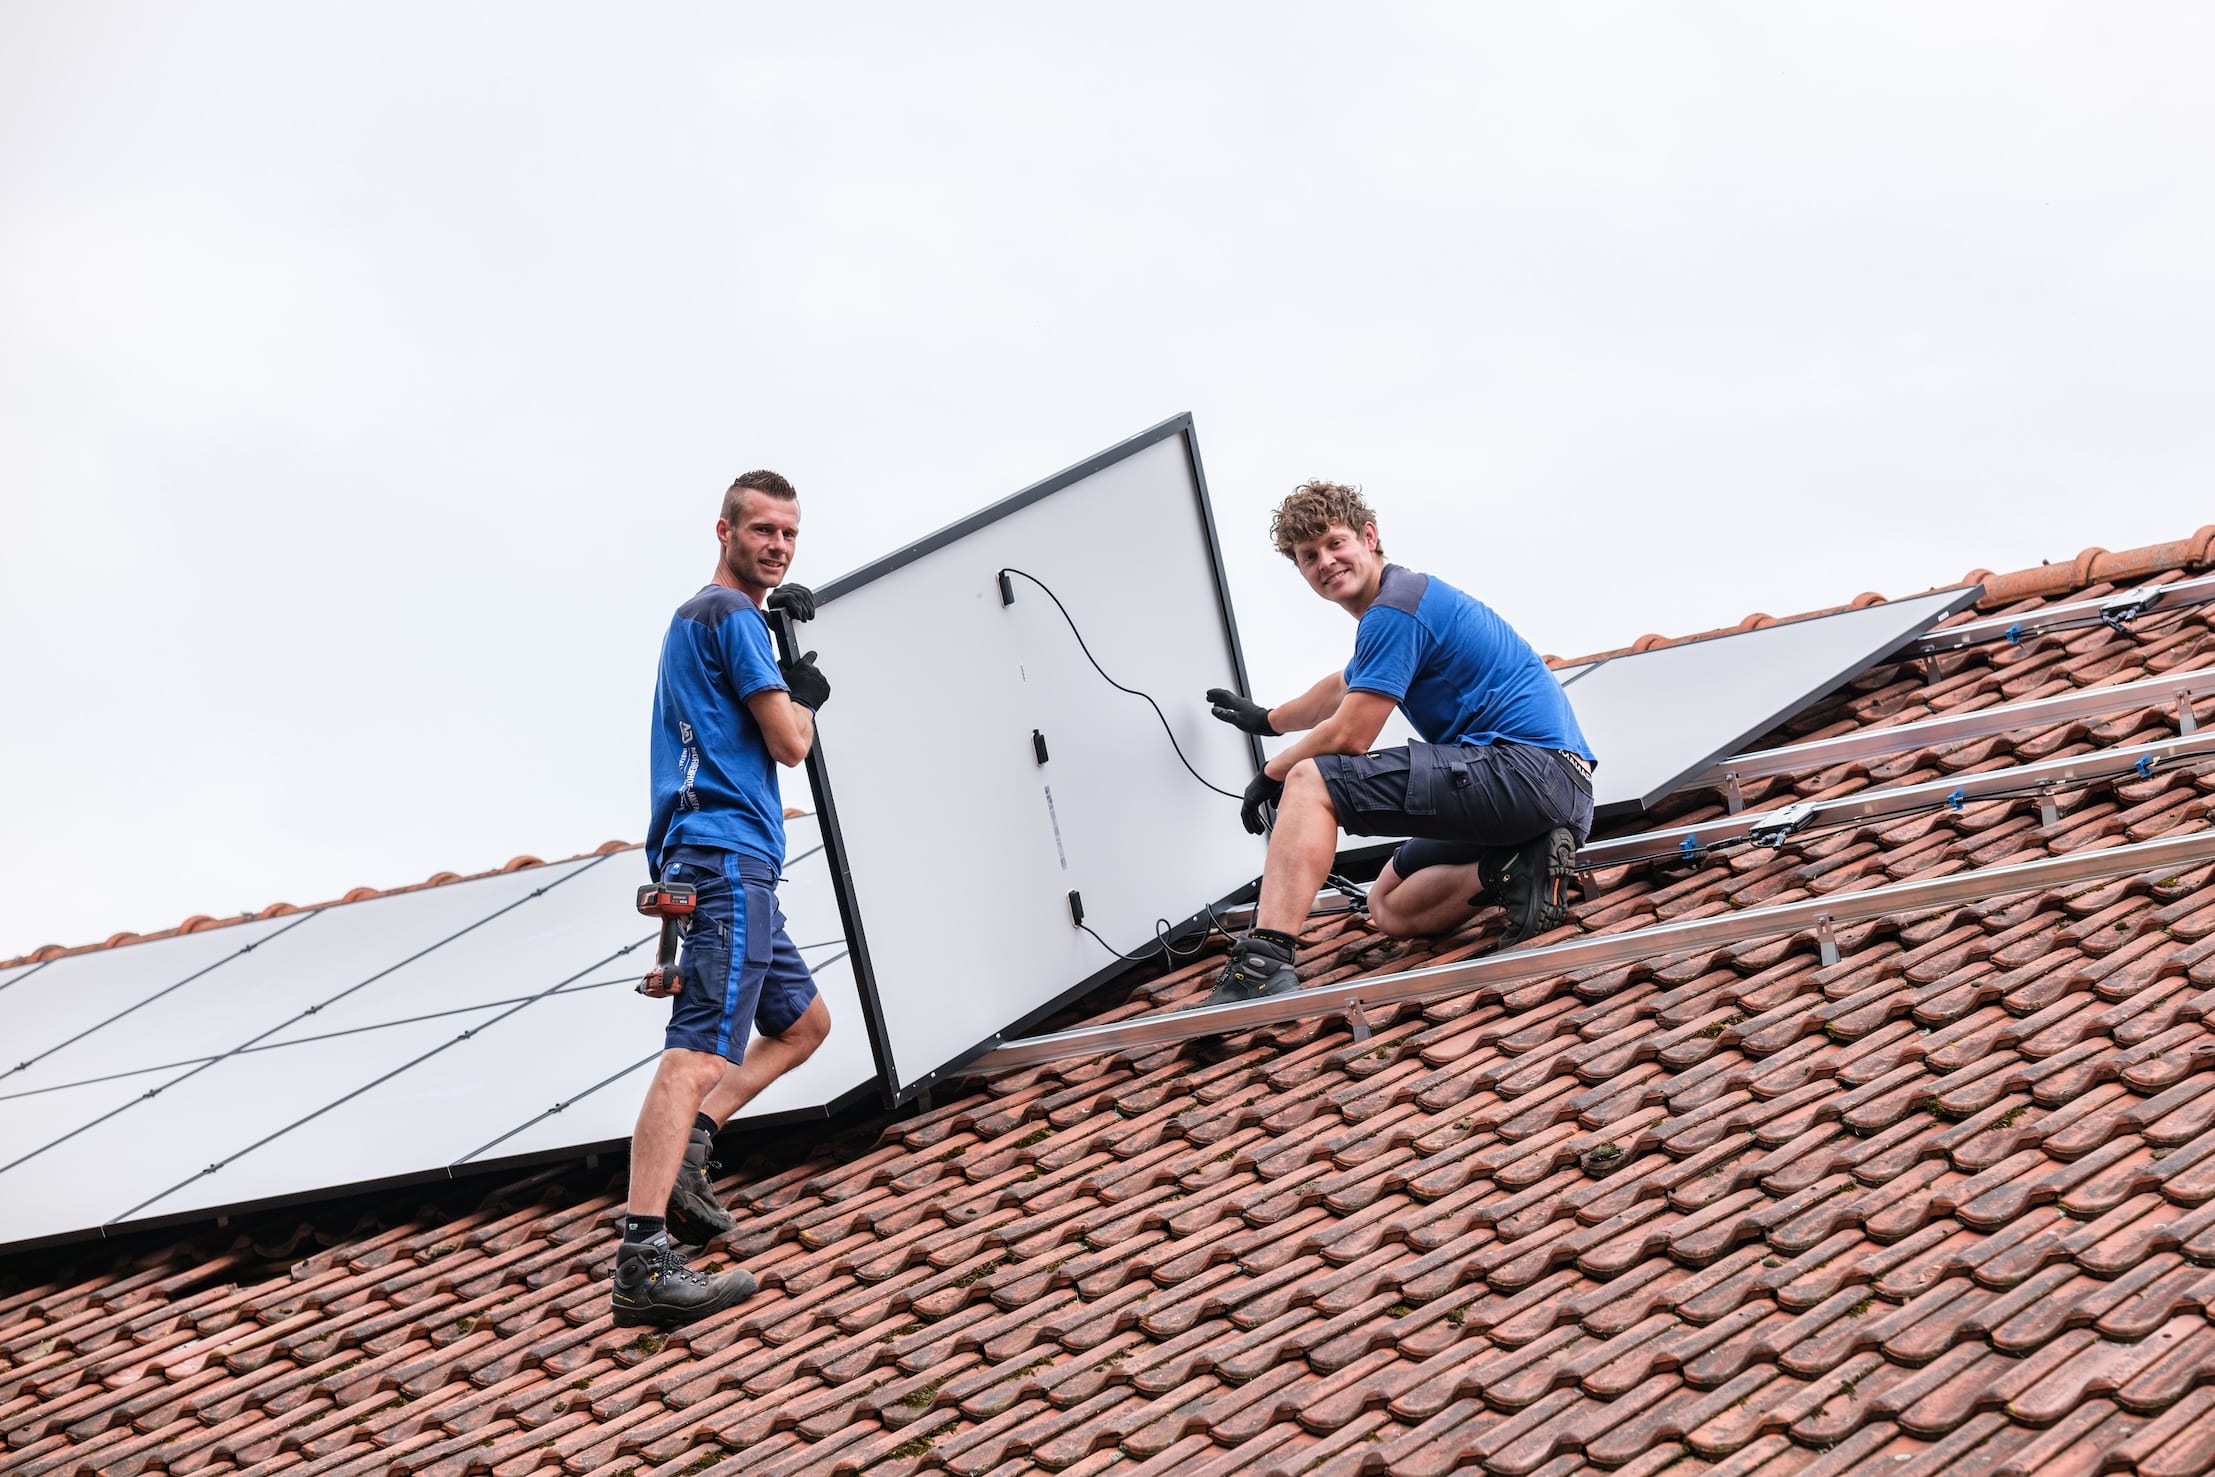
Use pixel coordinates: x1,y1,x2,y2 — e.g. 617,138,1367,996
1913,573,2215,656
1681,665,2215,810
961,826,2215,1076
1580,728,2215,868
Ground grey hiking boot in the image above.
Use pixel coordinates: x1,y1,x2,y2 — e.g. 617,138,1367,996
666,1122,735,1248
609,1237,757,1328
1479,827,1579,948
1202,931,1303,1007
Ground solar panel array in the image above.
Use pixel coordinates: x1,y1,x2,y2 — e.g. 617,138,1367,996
0,815,872,1250
0,406,2002,1255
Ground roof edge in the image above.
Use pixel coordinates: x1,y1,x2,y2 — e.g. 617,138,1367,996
1543,523,2215,668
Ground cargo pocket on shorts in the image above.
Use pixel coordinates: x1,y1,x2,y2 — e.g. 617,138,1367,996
742,883,776,972
1405,743,1444,817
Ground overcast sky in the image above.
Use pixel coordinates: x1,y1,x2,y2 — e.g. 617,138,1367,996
4,3,2212,954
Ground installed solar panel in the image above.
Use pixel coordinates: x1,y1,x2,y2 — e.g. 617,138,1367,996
1566,586,1983,817
0,816,872,1251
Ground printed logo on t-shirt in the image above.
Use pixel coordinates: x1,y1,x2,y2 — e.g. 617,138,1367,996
678,720,702,812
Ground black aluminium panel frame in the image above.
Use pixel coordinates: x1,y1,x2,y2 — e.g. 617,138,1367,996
774,413,1265,1108
1574,583,1986,821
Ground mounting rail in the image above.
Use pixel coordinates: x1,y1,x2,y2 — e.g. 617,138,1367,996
1582,728,2215,868
1913,574,2215,656
1683,666,2215,809
961,827,2215,1076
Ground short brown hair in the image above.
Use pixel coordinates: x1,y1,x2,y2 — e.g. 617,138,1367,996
722,469,797,524
1271,481,1382,560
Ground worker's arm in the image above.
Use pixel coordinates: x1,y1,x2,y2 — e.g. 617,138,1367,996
1267,672,1350,734
746,689,816,768
1262,689,1396,781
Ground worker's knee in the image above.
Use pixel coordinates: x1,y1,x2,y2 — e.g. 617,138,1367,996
775,996,832,1057
1283,758,1333,813
655,1047,728,1100
1365,867,1420,938
1368,899,1427,940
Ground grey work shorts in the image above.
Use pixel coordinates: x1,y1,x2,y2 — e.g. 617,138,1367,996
1314,741,1595,878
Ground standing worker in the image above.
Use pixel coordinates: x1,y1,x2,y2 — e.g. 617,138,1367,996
612,469,835,1328
1203,481,1595,1005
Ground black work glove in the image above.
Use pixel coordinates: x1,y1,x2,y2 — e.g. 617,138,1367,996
1240,771,1284,835
1206,687,1277,736
766,582,816,621
780,649,831,710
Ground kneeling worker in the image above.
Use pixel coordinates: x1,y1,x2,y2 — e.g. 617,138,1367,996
1204,481,1596,1004
613,469,835,1328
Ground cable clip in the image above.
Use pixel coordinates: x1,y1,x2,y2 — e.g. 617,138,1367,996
1678,834,1702,857
2136,753,2157,779
1946,788,1967,812
2004,622,2024,644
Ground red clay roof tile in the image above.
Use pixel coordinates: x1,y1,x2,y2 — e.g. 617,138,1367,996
13,531,2215,1474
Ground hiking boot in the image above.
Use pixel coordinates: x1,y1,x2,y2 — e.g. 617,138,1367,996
1201,931,1303,1007
666,1122,735,1247
1479,827,1579,948
609,1238,757,1328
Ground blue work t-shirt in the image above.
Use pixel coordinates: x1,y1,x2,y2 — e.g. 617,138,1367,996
1344,565,1596,762
646,585,790,875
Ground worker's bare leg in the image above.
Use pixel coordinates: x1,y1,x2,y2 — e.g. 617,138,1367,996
1255,760,1340,936
627,1047,728,1217
1368,860,1487,938
700,995,832,1125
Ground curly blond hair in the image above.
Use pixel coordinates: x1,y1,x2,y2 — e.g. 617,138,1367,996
1270,481,1382,560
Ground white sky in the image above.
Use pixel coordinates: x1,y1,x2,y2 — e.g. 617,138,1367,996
4,3,2212,954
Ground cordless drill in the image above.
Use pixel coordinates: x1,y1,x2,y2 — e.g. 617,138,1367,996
635,880,697,994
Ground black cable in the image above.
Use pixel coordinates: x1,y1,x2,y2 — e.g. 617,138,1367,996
1079,900,1242,963
998,567,1245,800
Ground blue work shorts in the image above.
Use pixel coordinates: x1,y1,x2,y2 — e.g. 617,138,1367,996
657,844,818,1062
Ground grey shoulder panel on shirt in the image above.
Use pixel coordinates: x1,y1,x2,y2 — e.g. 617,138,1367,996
675,585,756,627
1373,563,1429,616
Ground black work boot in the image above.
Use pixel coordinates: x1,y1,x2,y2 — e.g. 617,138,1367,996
1202,930,1303,1007
1479,827,1579,948
666,1122,736,1247
609,1237,757,1328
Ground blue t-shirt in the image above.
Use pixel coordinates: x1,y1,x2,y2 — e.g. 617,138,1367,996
1344,565,1595,762
646,585,790,875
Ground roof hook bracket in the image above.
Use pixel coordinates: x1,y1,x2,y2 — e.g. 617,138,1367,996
1722,772,1746,814
1813,915,1840,967
2038,786,2060,829
2179,691,2200,736
1344,998,1373,1043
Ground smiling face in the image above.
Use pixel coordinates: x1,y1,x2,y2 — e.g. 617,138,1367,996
1292,520,1386,614
717,487,800,603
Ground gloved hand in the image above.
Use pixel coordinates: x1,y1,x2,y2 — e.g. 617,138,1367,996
780,650,831,710
766,582,816,621
1206,687,1277,736
1240,771,1284,835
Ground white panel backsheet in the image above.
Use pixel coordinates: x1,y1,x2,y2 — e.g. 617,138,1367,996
1566,586,1981,816
0,816,872,1249
806,419,1264,1099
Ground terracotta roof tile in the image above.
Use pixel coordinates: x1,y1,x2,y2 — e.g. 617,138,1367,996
13,531,2215,1475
